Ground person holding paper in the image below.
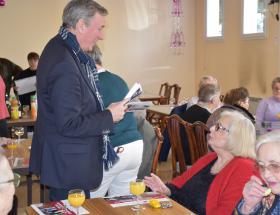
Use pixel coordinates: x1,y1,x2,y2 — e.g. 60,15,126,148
89,45,144,198
14,52,39,106
29,0,127,201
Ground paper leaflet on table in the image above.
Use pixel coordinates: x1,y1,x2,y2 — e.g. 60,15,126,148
124,82,143,102
127,101,153,111
31,200,89,215
104,192,169,208
14,76,36,95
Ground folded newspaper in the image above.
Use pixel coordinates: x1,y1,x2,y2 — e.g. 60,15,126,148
104,192,169,208
31,200,89,215
124,82,143,102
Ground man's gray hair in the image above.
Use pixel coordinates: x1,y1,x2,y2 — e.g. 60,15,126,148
199,75,218,88
62,0,108,29
198,84,220,103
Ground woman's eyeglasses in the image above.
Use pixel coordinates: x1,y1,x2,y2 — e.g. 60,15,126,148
0,173,21,187
214,122,229,133
256,163,280,174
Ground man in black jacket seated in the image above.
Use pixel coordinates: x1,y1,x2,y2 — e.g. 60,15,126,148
159,84,221,164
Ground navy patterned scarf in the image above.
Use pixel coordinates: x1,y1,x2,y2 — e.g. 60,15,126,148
59,26,119,170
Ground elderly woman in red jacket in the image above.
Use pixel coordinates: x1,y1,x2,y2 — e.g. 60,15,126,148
144,110,257,215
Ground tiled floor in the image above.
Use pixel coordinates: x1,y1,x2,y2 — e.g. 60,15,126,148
17,156,173,214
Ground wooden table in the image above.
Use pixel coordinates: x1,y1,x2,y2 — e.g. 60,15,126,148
26,197,195,215
140,93,169,105
3,139,36,206
7,117,36,138
146,105,174,130
7,117,36,127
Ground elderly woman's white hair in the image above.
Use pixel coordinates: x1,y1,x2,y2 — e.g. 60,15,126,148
219,110,256,159
256,130,280,152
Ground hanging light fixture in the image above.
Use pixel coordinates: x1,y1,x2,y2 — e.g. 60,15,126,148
170,0,185,54
0,0,5,6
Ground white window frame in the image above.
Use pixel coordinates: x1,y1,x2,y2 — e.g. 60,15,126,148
205,0,224,40
242,0,267,39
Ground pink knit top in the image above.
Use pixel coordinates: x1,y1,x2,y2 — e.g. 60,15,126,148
0,76,9,120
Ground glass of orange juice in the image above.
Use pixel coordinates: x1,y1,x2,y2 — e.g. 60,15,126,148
130,179,146,211
6,141,17,166
68,189,85,215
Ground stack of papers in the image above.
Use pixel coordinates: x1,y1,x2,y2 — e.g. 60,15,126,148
31,200,89,215
104,192,169,208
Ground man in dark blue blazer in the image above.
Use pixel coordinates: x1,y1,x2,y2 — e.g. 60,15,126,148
29,0,128,201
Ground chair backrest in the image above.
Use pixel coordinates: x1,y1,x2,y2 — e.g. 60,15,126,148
169,84,181,105
166,115,187,177
151,126,164,174
187,121,209,164
158,82,172,104
166,115,209,177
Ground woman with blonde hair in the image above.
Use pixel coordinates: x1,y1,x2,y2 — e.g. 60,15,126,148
145,110,257,214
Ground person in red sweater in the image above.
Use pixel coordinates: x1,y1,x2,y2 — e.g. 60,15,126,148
144,110,257,215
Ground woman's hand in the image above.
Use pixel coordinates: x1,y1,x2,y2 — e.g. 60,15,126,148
241,175,266,214
144,173,171,196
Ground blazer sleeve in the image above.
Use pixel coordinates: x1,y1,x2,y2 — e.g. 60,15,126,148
207,159,257,215
47,60,113,137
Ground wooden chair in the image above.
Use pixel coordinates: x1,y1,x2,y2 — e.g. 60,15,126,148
169,84,181,105
166,115,187,177
166,115,209,177
151,126,164,174
187,121,209,164
156,82,172,105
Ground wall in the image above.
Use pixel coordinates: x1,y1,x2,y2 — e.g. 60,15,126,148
0,0,196,100
196,0,280,97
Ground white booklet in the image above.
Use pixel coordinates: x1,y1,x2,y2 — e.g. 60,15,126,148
124,82,143,102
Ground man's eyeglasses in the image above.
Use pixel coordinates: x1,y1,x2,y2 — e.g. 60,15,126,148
256,162,280,174
0,173,21,187
214,122,229,133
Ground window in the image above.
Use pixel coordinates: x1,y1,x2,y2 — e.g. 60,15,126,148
242,0,266,37
206,0,224,38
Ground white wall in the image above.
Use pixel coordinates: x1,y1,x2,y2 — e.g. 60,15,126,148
0,0,196,100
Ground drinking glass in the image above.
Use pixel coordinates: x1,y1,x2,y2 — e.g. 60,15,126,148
14,127,24,144
6,141,17,166
130,179,146,211
68,189,85,215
